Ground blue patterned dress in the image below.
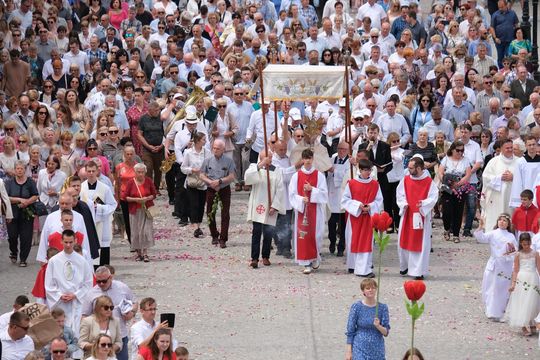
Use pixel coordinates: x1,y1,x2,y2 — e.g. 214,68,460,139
346,301,390,360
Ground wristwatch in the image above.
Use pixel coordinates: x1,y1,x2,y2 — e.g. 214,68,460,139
218,178,223,185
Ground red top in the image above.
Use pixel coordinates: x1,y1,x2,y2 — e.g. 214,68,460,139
295,170,319,260
116,162,136,198
121,177,157,214
31,263,48,299
399,175,432,252
348,179,379,253
138,346,176,360
48,231,84,251
512,204,539,232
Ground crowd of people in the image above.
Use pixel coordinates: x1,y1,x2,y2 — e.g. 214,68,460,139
1,0,540,358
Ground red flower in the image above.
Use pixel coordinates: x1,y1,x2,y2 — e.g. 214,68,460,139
371,211,393,232
404,280,426,301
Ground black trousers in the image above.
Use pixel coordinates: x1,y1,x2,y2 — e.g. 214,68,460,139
174,171,189,222
100,247,110,265
442,192,465,236
7,215,34,262
249,149,259,163
379,177,393,220
251,221,273,260
165,162,179,203
186,187,206,224
387,181,401,231
119,200,131,244
328,212,346,252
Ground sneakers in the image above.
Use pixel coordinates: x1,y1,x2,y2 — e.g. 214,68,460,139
303,266,312,274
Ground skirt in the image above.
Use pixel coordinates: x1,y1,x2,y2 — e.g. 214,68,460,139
129,209,155,250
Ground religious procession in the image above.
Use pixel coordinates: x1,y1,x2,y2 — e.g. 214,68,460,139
1,0,540,358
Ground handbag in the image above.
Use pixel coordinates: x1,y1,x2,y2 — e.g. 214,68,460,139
32,201,49,217
135,181,156,220
186,149,207,190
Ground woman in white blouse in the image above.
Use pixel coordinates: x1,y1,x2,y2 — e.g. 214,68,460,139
210,98,238,159
36,155,67,214
181,132,210,238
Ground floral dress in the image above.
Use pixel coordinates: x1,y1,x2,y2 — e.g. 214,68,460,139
126,104,148,156
346,301,390,360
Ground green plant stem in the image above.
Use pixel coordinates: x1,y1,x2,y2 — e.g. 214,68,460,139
375,241,382,318
411,307,416,360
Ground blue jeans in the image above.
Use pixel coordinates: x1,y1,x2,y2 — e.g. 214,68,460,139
495,41,510,67
463,184,478,232
117,336,128,360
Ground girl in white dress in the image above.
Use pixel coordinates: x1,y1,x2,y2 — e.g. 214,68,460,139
474,214,518,321
504,233,540,336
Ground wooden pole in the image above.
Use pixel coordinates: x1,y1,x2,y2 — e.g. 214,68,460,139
257,58,272,210
274,101,279,139
344,52,353,179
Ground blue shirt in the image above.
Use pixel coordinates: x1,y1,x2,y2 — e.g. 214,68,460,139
228,101,254,144
491,9,518,42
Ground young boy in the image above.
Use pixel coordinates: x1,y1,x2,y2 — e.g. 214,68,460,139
512,189,538,238
42,308,80,359
47,210,85,251
32,247,60,303
288,149,328,274
175,346,189,360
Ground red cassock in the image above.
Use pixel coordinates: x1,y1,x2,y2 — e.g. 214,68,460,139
48,231,85,251
296,170,319,260
31,263,48,299
399,176,432,252
512,204,539,232
348,179,379,253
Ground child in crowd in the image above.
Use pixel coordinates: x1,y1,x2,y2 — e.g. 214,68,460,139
474,214,518,321
511,190,538,238
175,347,189,360
42,308,80,360
47,209,85,251
31,247,59,303
504,233,540,336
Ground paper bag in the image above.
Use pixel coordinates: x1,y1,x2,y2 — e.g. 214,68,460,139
20,303,62,350
412,212,424,230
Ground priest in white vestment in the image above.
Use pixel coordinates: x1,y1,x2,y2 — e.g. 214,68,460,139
397,158,438,279
37,193,91,265
510,156,540,208
288,149,328,274
482,140,520,230
79,161,117,265
45,230,93,337
245,150,286,268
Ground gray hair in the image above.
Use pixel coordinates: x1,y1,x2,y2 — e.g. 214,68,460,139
134,163,147,172
95,266,111,276
14,160,27,169
418,127,429,135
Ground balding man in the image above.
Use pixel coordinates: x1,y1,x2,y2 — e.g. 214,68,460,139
37,192,92,265
178,53,202,80
510,66,538,107
522,92,539,121
183,24,212,54
491,99,515,132
199,139,236,248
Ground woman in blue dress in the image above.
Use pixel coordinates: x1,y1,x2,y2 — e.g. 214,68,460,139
346,279,390,360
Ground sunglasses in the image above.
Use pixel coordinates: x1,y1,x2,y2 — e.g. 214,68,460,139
256,30,265,33
225,88,233,91
502,107,512,110
52,350,66,354
87,147,98,150
102,305,114,311
99,133,108,137
484,81,493,84
18,140,27,144
136,75,145,79
455,148,464,153
295,135,304,138
5,128,15,131
99,343,113,348
39,111,48,114
234,92,244,95
158,26,166,29
109,130,119,134
170,71,178,74
217,105,227,108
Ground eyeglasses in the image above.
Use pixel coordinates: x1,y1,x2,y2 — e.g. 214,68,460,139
455,148,464,153
217,105,227,108
136,75,145,79
51,350,66,354
109,130,119,134
102,305,114,311
484,81,493,84
18,140,27,144
11,323,30,331
502,107,512,110
99,343,113,348
169,71,178,74
39,111,48,115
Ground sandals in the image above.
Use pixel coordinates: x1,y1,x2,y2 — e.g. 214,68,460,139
135,255,143,261
443,231,451,241
143,255,150,263
453,236,461,244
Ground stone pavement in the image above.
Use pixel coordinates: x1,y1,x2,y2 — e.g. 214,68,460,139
1,192,540,359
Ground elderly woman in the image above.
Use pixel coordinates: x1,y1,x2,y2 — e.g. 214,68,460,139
0,137,18,179
37,155,67,214
79,295,122,359
211,98,238,159
87,334,116,360
26,145,45,182
121,163,156,262
6,161,39,267
115,145,139,246
181,132,210,238
437,141,472,244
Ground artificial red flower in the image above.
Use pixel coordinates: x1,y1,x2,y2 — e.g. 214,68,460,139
404,280,426,301
372,211,393,232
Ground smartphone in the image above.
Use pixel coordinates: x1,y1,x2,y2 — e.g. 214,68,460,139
160,313,175,328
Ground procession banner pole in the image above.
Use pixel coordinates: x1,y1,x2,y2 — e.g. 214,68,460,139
257,57,272,210
344,51,353,180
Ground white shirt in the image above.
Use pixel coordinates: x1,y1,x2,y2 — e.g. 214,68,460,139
130,319,159,360
246,109,276,153
0,311,14,333
374,112,411,145
356,3,387,30
461,139,483,183
0,330,34,360
63,50,89,75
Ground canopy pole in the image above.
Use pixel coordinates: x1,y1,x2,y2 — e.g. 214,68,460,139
257,57,272,210
344,50,353,180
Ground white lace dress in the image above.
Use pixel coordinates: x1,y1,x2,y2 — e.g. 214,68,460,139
504,251,540,328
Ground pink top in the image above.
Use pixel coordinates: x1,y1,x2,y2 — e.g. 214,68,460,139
108,9,128,30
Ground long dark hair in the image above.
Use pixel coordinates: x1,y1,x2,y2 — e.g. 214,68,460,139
149,328,173,360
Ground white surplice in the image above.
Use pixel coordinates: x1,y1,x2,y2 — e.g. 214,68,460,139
341,177,383,275
327,154,350,214
482,154,519,230
80,180,117,248
289,166,328,266
44,250,93,337
244,164,286,225
510,157,540,208
396,170,439,277
474,228,517,319
37,210,91,265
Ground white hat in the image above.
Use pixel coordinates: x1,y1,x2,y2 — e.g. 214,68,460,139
185,105,198,124
352,110,363,119
262,99,271,105
173,93,185,100
360,109,371,118
289,108,302,121
338,98,346,107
